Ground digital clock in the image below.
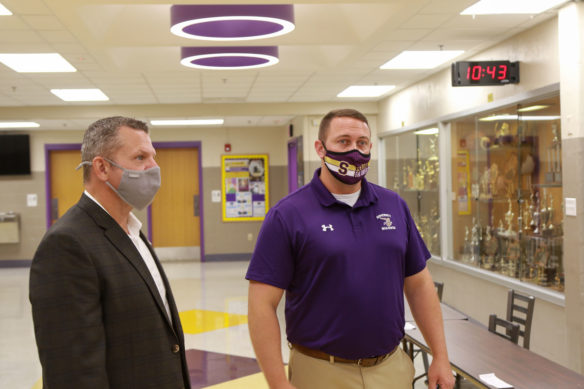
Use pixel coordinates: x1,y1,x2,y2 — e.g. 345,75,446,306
451,61,519,86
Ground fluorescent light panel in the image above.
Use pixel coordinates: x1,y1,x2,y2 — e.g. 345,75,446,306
150,119,224,126
0,3,12,15
337,85,395,98
51,89,109,102
0,53,76,73
380,50,464,69
0,122,39,128
461,0,568,15
414,127,439,135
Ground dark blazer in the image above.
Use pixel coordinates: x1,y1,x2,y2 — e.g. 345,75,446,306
30,194,191,389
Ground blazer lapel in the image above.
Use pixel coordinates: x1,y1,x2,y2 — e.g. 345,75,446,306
78,194,176,332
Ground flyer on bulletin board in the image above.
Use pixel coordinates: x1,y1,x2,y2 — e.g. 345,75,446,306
456,150,471,215
221,154,269,222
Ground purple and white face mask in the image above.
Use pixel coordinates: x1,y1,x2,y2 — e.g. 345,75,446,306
323,147,371,185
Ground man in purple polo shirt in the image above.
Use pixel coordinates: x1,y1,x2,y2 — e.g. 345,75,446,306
246,109,454,389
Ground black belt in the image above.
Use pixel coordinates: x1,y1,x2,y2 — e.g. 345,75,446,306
291,343,398,367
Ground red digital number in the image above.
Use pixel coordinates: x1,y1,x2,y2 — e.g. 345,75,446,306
486,66,496,79
497,65,507,80
471,65,482,80
466,66,471,80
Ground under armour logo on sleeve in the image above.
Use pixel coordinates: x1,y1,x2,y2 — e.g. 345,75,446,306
321,224,334,231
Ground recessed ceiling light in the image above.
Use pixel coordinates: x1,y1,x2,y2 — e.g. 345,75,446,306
0,53,76,73
0,122,39,128
150,119,224,126
180,46,279,70
461,0,568,15
380,50,464,69
170,4,295,41
51,89,109,102
337,85,396,98
414,127,439,135
0,3,12,15
520,116,560,121
479,114,517,121
517,105,550,112
479,114,560,121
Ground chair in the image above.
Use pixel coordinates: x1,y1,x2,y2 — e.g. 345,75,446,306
506,289,535,349
411,282,445,385
488,314,520,344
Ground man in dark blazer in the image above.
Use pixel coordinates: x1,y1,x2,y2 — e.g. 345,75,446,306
30,116,191,388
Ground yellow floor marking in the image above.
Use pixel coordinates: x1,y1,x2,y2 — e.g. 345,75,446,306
179,309,248,334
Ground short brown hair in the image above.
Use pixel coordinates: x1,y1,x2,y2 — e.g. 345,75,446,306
318,108,369,142
81,116,149,182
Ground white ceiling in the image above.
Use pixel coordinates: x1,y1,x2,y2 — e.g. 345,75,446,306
0,0,563,129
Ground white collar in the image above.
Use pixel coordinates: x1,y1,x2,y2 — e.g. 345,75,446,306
127,212,142,238
84,190,140,236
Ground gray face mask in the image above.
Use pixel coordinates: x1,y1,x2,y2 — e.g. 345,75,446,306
77,158,161,210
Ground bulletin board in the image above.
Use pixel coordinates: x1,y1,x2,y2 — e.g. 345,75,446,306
221,154,269,222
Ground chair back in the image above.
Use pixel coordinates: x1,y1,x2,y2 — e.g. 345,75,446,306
506,289,535,349
434,281,444,302
488,314,520,344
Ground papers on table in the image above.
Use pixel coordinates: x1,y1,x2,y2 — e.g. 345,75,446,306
479,373,513,388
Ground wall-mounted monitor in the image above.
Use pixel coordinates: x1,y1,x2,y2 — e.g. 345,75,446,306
0,134,31,175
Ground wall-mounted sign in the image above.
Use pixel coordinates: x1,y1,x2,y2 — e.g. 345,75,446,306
221,154,269,222
451,61,519,87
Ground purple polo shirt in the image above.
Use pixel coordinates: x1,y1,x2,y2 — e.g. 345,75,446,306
246,168,430,359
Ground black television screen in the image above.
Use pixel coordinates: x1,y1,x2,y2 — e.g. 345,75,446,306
0,134,31,175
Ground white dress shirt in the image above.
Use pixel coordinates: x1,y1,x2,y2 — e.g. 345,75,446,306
84,191,172,323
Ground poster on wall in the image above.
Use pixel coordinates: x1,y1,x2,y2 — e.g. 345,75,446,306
456,150,472,215
221,154,269,222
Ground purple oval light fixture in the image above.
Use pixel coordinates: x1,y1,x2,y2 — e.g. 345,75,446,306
170,4,294,41
181,46,279,70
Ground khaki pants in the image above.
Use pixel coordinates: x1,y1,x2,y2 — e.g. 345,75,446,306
288,346,415,389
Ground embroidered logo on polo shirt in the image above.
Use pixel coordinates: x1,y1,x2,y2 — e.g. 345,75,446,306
321,224,334,232
376,214,396,231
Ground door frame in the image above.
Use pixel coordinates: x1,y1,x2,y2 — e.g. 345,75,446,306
151,141,204,261
44,143,81,229
287,136,304,193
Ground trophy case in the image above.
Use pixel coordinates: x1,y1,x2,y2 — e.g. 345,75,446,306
451,95,564,291
384,127,441,256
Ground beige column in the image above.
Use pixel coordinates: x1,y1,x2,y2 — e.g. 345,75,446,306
559,1,584,374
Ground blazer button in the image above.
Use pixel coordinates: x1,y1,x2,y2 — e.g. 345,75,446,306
172,344,180,353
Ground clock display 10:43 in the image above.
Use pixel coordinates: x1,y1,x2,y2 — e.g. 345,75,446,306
466,64,507,81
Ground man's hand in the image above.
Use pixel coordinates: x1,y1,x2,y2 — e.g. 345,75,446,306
427,356,455,389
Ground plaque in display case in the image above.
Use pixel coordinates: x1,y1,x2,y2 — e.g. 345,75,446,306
451,95,564,291
384,127,441,256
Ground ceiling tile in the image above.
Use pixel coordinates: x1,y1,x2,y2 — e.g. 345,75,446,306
22,15,65,30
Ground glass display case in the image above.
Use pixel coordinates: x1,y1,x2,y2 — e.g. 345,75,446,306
384,127,441,256
451,95,564,291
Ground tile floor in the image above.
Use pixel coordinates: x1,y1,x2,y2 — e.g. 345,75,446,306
1,261,433,389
